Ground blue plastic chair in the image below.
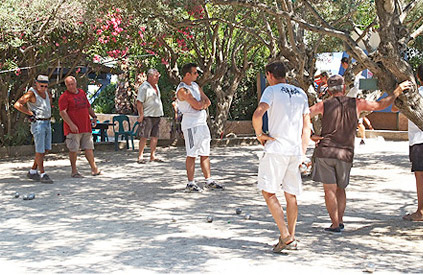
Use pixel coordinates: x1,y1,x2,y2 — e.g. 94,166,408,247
113,115,135,150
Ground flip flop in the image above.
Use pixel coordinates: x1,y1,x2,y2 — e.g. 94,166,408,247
71,172,84,178
91,170,102,176
137,159,146,164
150,158,165,163
402,213,423,221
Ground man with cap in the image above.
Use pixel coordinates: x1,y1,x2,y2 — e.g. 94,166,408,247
14,75,54,183
310,75,412,233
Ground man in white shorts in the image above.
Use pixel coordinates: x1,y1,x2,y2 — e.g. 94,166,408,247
176,63,224,192
252,61,311,252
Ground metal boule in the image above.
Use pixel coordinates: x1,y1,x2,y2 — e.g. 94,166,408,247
364,263,376,273
28,193,35,200
244,214,251,220
236,208,242,215
14,192,20,198
206,215,213,223
23,195,29,200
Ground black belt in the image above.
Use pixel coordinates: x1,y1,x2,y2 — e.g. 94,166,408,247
36,117,51,121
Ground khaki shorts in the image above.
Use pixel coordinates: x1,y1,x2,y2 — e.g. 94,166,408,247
312,157,352,188
65,133,95,152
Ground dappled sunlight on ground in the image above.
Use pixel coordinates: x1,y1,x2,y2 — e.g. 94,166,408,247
0,139,422,273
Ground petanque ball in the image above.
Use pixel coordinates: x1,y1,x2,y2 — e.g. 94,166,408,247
23,195,29,200
236,208,242,215
14,192,20,198
206,215,213,223
244,214,251,220
28,193,35,200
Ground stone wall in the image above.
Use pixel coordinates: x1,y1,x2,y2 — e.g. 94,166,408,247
95,114,255,139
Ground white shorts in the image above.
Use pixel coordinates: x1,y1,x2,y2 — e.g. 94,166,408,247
183,125,211,157
257,153,302,196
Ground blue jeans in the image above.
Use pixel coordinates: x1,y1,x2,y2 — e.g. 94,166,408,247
30,121,52,153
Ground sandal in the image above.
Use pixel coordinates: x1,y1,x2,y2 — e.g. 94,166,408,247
91,170,102,176
137,159,146,164
150,158,165,163
403,213,423,221
71,172,84,178
272,236,295,253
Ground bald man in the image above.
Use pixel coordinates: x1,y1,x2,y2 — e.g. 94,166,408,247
59,76,101,178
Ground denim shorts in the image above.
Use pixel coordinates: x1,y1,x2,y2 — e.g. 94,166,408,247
30,120,52,153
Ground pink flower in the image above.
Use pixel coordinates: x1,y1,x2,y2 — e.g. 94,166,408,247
55,42,59,46
15,68,21,76
76,68,81,74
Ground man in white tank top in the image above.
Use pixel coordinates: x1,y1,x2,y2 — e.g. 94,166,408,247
176,63,224,192
14,75,54,183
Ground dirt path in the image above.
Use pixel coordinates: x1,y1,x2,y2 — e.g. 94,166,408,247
0,138,422,274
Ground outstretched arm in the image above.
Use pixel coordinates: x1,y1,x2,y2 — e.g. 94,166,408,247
357,80,413,113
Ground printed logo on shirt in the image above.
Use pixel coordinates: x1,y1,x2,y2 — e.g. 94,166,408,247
73,96,88,109
281,86,300,98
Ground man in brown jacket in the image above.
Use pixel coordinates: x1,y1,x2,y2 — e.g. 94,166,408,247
310,75,412,234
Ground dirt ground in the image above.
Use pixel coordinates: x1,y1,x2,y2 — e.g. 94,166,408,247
0,138,422,274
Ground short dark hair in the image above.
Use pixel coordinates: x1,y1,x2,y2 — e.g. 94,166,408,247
181,63,198,77
265,61,287,79
417,64,423,82
341,57,349,64
320,71,329,78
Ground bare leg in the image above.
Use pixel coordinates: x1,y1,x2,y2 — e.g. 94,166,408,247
262,191,291,239
323,183,339,227
35,153,45,174
200,156,211,179
84,149,100,174
149,137,158,161
404,172,423,221
336,187,346,224
284,192,298,237
31,159,37,170
358,123,366,139
138,138,147,160
69,151,78,175
186,156,196,181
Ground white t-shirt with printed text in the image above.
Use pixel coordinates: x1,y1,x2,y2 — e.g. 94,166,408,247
260,83,310,156
177,81,208,131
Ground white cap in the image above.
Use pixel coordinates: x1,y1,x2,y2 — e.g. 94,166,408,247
36,75,49,83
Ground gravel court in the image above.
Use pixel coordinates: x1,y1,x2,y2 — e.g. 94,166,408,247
0,138,422,274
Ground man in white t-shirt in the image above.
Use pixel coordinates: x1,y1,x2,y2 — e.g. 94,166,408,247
136,68,164,163
176,63,224,192
252,61,311,252
393,64,423,221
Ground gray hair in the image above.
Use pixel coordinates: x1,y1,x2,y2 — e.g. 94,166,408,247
328,85,344,93
147,68,158,77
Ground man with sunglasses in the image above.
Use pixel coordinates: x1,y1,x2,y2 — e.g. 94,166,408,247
14,75,54,183
176,63,224,192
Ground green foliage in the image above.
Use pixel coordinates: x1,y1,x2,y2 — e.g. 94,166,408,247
92,84,117,114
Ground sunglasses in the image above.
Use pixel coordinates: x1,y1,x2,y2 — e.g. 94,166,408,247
39,85,48,88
